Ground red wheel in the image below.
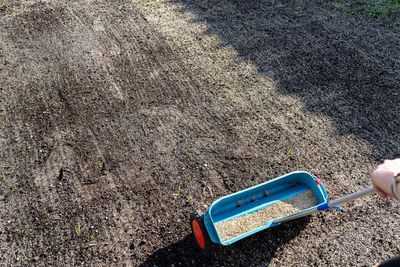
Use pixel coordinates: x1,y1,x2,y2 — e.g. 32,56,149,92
192,219,205,248
190,212,211,250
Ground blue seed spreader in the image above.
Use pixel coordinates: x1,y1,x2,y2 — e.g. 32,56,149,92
190,171,374,249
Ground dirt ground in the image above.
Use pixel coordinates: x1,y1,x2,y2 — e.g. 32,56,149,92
1,0,400,266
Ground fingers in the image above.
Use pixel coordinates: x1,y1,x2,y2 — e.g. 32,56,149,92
371,178,388,198
371,158,400,199
373,185,388,199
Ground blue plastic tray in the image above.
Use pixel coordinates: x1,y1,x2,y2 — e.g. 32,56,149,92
203,171,328,245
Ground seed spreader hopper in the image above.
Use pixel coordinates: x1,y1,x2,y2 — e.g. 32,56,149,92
190,171,375,249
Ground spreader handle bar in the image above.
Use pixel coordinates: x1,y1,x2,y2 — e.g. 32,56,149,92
273,186,375,224
327,186,375,207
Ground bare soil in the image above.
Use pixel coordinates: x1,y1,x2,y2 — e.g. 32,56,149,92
0,0,399,266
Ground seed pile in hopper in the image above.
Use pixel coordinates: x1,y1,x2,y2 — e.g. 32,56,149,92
215,190,318,242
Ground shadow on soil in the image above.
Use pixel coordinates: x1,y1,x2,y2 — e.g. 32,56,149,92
141,216,310,266
170,0,400,159
142,1,400,265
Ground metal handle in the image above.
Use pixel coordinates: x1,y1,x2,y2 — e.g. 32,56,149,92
273,186,375,224
327,186,375,207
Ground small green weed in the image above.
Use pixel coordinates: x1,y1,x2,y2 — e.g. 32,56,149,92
173,182,182,196
87,234,95,247
184,174,191,183
287,145,293,155
325,0,400,29
142,123,148,135
336,1,352,12
75,223,81,237
202,181,215,198
0,3,16,11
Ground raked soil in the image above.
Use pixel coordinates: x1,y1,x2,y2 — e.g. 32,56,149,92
0,0,399,266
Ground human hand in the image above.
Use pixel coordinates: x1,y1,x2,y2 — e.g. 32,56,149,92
371,158,400,199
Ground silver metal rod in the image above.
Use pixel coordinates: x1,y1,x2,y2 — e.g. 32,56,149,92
272,204,319,224
273,186,375,224
327,186,375,207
